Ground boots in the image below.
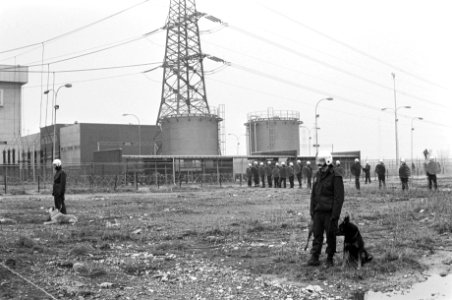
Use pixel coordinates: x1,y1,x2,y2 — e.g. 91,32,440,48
307,254,320,266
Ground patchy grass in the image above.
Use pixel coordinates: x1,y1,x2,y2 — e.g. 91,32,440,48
0,177,451,299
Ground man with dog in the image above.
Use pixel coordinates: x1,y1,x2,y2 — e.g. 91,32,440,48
52,159,67,214
308,151,344,267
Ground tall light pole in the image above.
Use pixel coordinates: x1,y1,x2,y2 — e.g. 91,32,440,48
44,83,72,161
381,104,411,168
228,133,240,155
314,97,333,157
122,113,141,155
300,125,312,156
410,116,423,167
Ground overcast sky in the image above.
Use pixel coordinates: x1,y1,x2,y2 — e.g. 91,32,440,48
1,0,451,160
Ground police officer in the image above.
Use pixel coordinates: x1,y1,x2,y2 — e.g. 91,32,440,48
288,162,295,188
272,162,280,188
351,158,362,190
258,162,266,187
375,159,386,189
280,162,288,188
308,152,344,267
295,160,303,188
52,159,67,214
303,161,313,189
265,161,273,188
246,163,252,187
363,161,371,184
251,161,259,187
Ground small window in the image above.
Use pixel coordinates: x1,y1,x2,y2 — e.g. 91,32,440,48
0,89,4,107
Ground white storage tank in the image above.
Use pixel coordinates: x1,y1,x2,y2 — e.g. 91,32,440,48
160,115,222,155
245,109,302,155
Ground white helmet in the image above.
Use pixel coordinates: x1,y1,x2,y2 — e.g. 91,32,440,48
289,162,294,166
260,162,264,165
354,158,359,163
267,161,272,164
281,161,286,166
253,161,258,165
317,151,333,166
297,160,301,163
379,159,383,163
275,162,279,166
248,163,252,167
400,158,406,163
336,160,341,166
307,161,311,165
52,159,62,167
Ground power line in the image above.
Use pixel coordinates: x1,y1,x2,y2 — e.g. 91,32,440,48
259,4,448,91
0,0,152,54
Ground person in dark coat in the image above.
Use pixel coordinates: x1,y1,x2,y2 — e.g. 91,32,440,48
334,160,345,177
350,158,362,190
288,162,295,188
246,163,252,187
303,161,313,189
424,156,440,190
52,159,67,214
363,162,371,184
251,161,259,187
279,162,288,188
375,159,386,189
258,162,266,187
399,158,411,190
308,152,344,267
272,163,280,188
265,161,273,188
295,160,303,188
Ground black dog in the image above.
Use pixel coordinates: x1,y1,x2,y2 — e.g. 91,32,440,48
337,216,372,269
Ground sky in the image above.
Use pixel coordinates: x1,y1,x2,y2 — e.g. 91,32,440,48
1,0,451,160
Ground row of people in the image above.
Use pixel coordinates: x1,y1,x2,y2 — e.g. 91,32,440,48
245,160,313,189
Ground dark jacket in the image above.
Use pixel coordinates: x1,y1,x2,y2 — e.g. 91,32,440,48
251,166,259,178
294,163,302,175
310,165,344,220
399,163,411,178
302,165,313,178
264,164,272,176
258,165,265,177
246,166,252,177
53,168,67,197
272,166,280,177
363,164,371,175
280,165,288,178
351,162,361,177
287,166,294,176
375,163,386,176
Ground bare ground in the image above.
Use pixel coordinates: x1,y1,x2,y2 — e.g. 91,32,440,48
1,176,452,299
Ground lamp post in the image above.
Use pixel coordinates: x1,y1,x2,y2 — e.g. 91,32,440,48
381,104,411,168
44,83,72,161
410,116,423,168
300,125,312,156
314,97,333,157
228,133,240,155
122,113,141,155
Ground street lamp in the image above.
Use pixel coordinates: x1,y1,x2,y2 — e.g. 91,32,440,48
314,97,333,157
228,133,240,155
122,113,141,155
44,83,72,161
410,116,423,168
381,104,411,168
300,125,312,156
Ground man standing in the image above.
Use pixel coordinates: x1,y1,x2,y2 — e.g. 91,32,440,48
52,159,67,214
351,158,362,190
303,161,313,189
295,160,303,188
258,162,266,188
424,156,440,190
288,162,295,188
308,152,344,267
280,162,288,188
265,161,273,188
251,161,259,187
399,158,411,191
246,163,252,187
272,162,280,188
375,159,386,189
334,160,345,177
363,162,371,184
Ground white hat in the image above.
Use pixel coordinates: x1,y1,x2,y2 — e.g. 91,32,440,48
267,161,272,164
52,159,62,167
336,160,341,166
297,160,301,163
260,162,264,165
289,162,294,166
355,158,359,163
307,161,311,165
400,158,406,163
281,161,286,165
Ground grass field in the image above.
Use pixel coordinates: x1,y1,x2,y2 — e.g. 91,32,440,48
1,176,452,299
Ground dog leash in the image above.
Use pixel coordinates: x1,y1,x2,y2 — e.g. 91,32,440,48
0,262,59,300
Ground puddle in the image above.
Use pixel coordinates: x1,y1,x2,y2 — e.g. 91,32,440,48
360,274,452,300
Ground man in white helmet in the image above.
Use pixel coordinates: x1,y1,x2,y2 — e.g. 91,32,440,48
399,158,411,191
252,161,259,187
308,151,344,267
272,162,280,188
303,161,313,189
288,162,295,188
265,161,273,188
295,160,303,188
280,161,288,188
246,163,252,187
350,158,362,190
52,159,67,214
375,159,386,189
258,162,266,187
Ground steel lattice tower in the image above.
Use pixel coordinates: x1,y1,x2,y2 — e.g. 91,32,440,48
157,0,210,123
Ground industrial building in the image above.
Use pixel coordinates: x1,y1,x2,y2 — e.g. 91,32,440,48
245,109,302,156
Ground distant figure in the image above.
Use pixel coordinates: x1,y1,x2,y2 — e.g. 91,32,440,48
303,161,313,189
295,160,303,188
246,163,252,187
52,159,67,214
252,161,259,187
280,162,288,188
288,162,295,188
399,158,411,191
272,162,281,188
351,158,362,190
424,157,440,190
265,161,273,188
258,162,266,187
375,159,386,189
363,162,371,184
334,160,345,177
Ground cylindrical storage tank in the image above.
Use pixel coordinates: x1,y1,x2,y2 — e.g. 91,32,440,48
245,109,302,155
160,115,222,155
